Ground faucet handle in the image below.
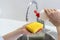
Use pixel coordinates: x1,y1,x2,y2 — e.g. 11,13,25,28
34,10,40,18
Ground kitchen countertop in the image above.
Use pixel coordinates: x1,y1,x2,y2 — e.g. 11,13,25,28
0,18,28,36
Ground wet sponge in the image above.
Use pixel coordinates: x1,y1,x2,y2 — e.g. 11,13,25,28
26,22,43,33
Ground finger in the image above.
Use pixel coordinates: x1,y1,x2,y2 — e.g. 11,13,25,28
21,24,29,29
50,9,56,13
48,9,52,13
53,9,57,13
44,8,51,15
44,9,54,19
50,8,56,11
48,9,54,17
48,9,56,15
53,9,56,11
44,8,53,18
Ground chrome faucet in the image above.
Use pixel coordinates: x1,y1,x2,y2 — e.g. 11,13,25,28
26,0,38,21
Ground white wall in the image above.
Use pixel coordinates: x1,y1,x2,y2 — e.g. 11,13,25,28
0,0,60,21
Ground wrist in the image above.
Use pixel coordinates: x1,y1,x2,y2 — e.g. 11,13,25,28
56,26,60,33
56,26,60,40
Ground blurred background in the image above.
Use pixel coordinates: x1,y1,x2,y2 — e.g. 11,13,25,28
0,0,60,21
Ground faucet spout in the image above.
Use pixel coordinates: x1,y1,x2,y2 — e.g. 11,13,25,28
26,0,38,21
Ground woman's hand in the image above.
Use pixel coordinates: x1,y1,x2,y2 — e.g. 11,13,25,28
44,8,60,27
20,26,32,35
44,8,60,40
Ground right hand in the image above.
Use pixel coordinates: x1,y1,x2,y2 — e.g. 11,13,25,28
44,8,60,27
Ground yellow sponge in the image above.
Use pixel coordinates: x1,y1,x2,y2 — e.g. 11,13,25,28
26,22,43,33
